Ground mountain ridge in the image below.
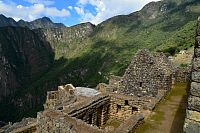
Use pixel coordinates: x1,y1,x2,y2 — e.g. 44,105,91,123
0,14,66,29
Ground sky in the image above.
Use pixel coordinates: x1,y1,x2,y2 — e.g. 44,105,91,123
0,0,160,26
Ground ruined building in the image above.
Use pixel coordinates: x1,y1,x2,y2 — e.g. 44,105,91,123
34,50,174,133
119,50,174,97
0,48,175,133
183,17,200,133
31,49,175,133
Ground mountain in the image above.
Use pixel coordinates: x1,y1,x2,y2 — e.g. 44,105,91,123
35,22,95,59
0,26,54,121
0,15,65,29
0,19,95,122
0,0,200,123
0,15,18,27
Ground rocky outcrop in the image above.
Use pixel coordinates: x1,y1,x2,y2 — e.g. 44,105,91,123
184,17,200,133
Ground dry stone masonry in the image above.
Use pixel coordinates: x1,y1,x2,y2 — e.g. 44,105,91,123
183,17,200,133
120,50,174,97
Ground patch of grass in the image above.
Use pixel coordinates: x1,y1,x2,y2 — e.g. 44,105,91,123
103,117,122,129
170,82,188,97
135,82,188,133
151,110,165,122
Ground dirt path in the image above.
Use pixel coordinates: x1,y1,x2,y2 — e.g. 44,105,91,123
135,83,188,133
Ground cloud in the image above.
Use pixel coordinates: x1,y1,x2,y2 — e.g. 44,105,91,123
0,1,70,21
76,0,161,25
68,6,73,10
23,0,55,6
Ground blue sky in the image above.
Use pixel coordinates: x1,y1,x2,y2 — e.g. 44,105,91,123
0,0,160,26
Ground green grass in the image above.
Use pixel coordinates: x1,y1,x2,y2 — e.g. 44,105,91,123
102,117,122,129
135,82,188,133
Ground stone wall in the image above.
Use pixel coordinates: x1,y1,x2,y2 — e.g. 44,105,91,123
115,114,144,133
44,84,77,110
37,110,104,133
175,66,191,83
68,95,110,128
184,17,200,133
120,49,173,97
0,118,37,133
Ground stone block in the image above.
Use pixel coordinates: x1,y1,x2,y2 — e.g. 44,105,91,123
192,72,200,82
193,58,200,71
194,48,200,58
188,96,200,112
195,36,200,48
191,82,200,97
184,118,200,133
197,17,200,36
186,109,200,122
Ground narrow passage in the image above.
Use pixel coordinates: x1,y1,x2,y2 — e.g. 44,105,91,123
135,82,188,133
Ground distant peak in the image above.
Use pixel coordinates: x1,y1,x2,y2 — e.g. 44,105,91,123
40,17,52,22
0,14,6,17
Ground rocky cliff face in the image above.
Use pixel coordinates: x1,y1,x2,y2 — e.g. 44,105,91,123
35,22,95,58
0,17,94,122
0,26,54,100
0,14,65,29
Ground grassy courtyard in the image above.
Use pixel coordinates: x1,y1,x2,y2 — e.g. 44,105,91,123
135,82,189,133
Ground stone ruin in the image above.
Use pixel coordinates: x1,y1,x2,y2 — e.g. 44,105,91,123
183,17,200,133
0,118,37,133
0,48,176,133
1,48,193,133
119,49,174,97
32,49,175,133
44,84,77,110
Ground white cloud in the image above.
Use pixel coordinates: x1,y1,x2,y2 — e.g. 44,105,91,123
23,0,55,6
0,1,70,21
76,0,161,25
74,7,84,15
68,6,73,10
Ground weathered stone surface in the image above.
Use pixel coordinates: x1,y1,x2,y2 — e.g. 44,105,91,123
195,36,200,48
120,49,173,97
191,82,200,97
184,118,200,133
186,109,200,122
192,72,200,82
184,18,200,133
115,114,144,133
175,67,191,82
193,58,200,71
1,118,37,133
197,17,200,36
194,48,200,58
188,96,200,112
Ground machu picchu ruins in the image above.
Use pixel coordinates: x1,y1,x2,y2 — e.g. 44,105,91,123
0,43,193,133
0,1,200,132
